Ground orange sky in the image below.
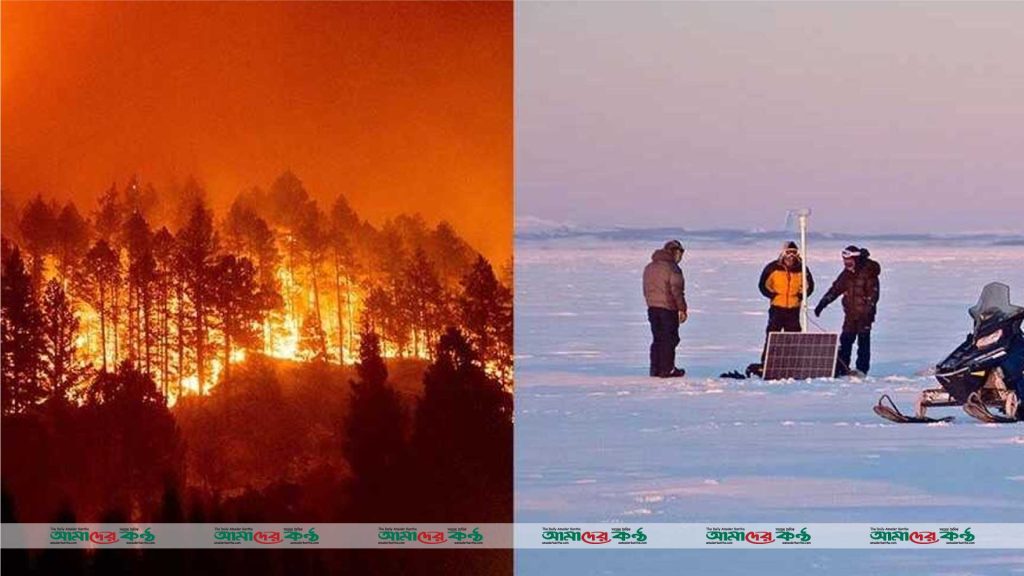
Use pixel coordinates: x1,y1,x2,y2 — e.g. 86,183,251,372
1,1,511,265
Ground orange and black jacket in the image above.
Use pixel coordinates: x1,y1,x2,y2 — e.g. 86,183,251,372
759,259,814,309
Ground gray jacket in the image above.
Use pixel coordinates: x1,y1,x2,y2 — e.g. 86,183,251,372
643,249,687,312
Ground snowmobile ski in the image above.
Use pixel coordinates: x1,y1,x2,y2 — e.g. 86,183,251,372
963,392,1020,424
873,394,954,424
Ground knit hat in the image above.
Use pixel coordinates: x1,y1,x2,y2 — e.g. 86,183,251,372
664,239,685,253
842,245,861,259
782,241,799,254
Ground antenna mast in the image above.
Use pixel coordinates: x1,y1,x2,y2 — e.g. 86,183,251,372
788,209,812,331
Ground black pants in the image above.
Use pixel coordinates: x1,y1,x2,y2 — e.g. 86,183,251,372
648,307,680,376
761,306,802,363
838,330,871,375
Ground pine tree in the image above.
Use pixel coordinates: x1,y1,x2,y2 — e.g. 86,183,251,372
94,183,124,242
410,328,512,520
403,249,446,357
361,286,393,353
296,202,328,349
175,202,219,394
84,362,180,520
344,331,406,519
458,256,513,378
170,176,208,232
268,170,311,229
330,195,362,362
53,202,90,286
41,279,86,402
18,194,57,292
225,200,283,354
151,227,177,399
76,240,121,371
122,210,155,370
211,254,266,378
1,246,46,414
430,220,475,289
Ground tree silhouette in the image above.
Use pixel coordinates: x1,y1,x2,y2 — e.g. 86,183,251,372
122,210,155,371
18,194,57,291
152,227,177,398
268,171,312,229
296,202,329,349
223,198,283,355
403,249,447,357
329,195,362,361
94,183,124,242
410,328,512,520
41,279,86,403
343,331,407,519
211,254,266,378
224,197,280,284
169,177,208,232
83,362,180,517
330,234,358,363
53,202,90,287
361,286,395,353
76,240,121,371
430,220,475,289
459,256,513,380
175,203,218,394
1,246,45,414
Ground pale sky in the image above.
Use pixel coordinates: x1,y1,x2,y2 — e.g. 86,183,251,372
516,2,1024,234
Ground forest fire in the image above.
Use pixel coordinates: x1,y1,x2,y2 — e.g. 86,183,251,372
0,172,515,532
2,4,512,566
1,172,513,407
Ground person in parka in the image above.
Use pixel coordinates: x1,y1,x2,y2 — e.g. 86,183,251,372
759,240,815,336
643,240,688,378
814,245,881,375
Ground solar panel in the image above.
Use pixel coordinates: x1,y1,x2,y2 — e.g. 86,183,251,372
762,332,839,380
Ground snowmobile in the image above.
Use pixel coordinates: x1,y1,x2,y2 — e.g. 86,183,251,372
875,282,1024,424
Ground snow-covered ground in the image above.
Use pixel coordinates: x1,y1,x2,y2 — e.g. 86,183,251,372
515,237,1024,575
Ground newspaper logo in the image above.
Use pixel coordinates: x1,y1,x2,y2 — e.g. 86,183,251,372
541,527,611,545
49,528,106,545
447,527,484,545
213,527,255,545
939,527,975,545
119,527,156,545
378,527,418,545
610,527,648,545
774,527,811,545
705,527,747,545
283,527,320,545
706,527,811,545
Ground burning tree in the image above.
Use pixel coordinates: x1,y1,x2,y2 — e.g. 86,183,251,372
2,170,512,400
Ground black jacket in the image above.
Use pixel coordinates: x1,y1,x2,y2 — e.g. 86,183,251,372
819,258,881,325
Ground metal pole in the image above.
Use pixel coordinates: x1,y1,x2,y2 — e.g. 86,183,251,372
800,213,808,331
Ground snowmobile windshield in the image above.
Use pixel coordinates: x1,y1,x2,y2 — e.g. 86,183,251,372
969,283,1024,331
